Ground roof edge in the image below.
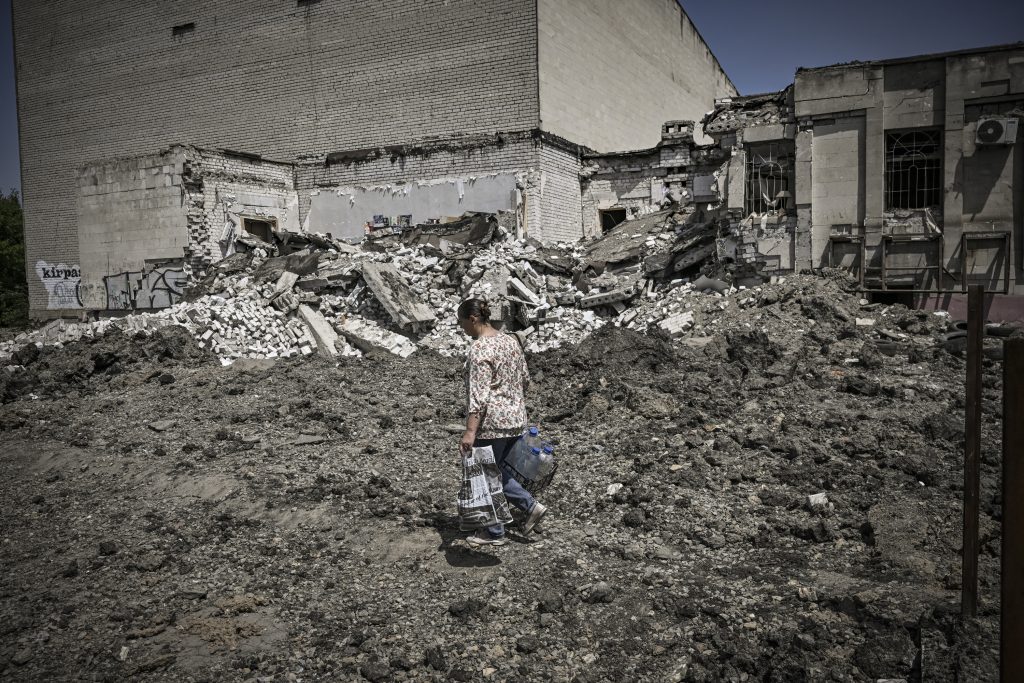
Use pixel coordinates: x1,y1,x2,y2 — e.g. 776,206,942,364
797,41,1024,74
675,1,739,96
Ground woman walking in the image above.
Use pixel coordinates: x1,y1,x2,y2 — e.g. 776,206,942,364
457,298,547,547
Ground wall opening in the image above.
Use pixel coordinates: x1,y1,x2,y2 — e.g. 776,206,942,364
745,142,793,215
600,208,628,233
885,129,942,210
171,22,196,37
242,217,277,243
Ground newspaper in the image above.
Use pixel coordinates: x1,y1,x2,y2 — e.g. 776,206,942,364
457,445,513,530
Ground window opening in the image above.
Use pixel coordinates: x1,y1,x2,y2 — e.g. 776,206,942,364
242,217,276,243
172,23,195,37
885,129,942,210
745,143,793,215
599,208,628,233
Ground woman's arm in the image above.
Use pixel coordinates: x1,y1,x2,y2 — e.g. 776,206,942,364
461,348,494,455
460,412,482,455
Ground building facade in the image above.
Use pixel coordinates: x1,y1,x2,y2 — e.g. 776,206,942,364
13,0,735,317
590,44,1024,309
794,44,1024,299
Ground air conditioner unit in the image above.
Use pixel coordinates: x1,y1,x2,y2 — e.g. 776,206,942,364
976,117,1018,145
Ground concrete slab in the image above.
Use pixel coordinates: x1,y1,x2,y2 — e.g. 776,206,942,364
337,318,418,358
360,262,437,329
297,304,340,358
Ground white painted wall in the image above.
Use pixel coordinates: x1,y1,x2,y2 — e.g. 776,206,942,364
538,0,736,151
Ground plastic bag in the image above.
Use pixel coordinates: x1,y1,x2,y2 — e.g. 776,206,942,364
457,445,513,530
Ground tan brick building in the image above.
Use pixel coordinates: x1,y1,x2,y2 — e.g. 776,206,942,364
12,0,735,317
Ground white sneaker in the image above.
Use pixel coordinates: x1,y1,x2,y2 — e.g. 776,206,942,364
466,532,507,547
523,503,548,534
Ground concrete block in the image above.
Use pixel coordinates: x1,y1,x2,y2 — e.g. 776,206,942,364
338,318,418,358
297,304,339,358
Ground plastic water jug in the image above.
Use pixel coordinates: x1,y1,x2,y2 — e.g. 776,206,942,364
504,430,558,493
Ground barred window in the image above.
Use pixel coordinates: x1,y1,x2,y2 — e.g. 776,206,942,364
745,143,793,215
885,130,942,210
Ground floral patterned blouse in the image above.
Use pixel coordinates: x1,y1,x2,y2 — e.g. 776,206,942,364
465,333,529,439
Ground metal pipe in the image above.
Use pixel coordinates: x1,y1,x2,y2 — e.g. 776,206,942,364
963,284,983,618
1003,337,1024,680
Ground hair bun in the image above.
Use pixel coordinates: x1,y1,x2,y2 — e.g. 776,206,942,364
479,301,491,320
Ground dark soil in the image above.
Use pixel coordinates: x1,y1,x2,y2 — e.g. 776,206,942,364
0,282,1007,682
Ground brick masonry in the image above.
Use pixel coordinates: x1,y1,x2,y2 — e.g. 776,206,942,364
73,146,298,311
14,0,739,316
536,143,584,243
75,149,189,309
295,133,583,243
13,0,539,315
537,0,736,152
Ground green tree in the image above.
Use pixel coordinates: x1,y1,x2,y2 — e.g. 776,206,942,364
0,190,29,327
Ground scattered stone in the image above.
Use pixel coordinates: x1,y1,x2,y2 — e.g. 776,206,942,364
360,661,391,682
424,645,447,671
148,420,176,432
293,434,327,446
536,590,563,614
98,541,118,556
449,667,473,682
584,582,614,604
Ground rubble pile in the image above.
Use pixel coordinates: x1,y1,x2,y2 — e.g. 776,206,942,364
1,209,798,366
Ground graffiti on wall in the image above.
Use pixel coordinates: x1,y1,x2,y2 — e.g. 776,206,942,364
104,263,186,310
35,260,83,309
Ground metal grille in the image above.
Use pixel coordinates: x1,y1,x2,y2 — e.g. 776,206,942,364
745,143,792,215
885,130,942,210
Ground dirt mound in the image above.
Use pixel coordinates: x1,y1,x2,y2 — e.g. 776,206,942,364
0,302,1002,681
0,325,213,402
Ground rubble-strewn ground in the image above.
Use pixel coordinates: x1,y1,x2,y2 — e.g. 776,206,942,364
0,274,1010,682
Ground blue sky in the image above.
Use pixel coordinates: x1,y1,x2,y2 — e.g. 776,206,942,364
1,0,1023,196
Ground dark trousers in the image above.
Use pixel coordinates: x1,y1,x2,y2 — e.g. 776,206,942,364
473,435,536,537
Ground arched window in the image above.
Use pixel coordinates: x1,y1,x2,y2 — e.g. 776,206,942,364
745,143,793,215
885,130,942,210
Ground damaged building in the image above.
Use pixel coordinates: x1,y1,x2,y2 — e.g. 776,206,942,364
12,0,736,318
13,0,1024,321
588,43,1024,313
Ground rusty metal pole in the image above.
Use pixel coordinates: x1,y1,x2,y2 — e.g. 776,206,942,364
963,284,983,618
1003,338,1024,681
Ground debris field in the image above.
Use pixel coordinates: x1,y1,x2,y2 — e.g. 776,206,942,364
0,242,1013,681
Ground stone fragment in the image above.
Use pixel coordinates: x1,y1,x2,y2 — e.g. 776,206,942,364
298,304,340,358
361,262,437,328
584,581,614,604
424,645,447,671
338,318,417,358
806,492,829,511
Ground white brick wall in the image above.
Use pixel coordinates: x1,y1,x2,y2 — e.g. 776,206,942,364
75,149,188,309
14,0,540,315
537,0,737,152
186,148,299,269
536,143,583,243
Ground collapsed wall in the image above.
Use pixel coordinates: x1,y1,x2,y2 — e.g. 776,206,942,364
296,130,586,245
0,201,910,369
70,146,300,313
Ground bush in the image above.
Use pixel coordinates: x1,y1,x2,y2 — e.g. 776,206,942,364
0,190,29,328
